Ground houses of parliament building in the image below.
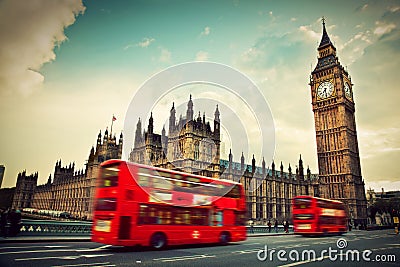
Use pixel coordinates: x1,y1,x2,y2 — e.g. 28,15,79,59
11,20,367,224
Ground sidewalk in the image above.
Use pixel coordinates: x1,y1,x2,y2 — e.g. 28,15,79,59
0,235,91,243
247,231,294,237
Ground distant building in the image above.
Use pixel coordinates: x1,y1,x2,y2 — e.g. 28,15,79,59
11,171,38,210
0,187,15,210
367,188,400,203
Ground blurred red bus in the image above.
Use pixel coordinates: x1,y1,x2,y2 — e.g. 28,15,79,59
91,159,247,249
292,196,347,236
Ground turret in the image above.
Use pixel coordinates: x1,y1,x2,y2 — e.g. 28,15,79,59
251,155,256,174
187,95,194,121
97,130,102,146
214,105,220,135
240,152,245,171
298,154,304,181
134,118,143,148
169,102,176,134
119,132,123,146
148,112,154,134
262,157,266,176
271,160,275,177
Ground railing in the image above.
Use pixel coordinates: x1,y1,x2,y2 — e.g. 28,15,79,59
14,220,291,236
247,225,293,234
18,219,92,236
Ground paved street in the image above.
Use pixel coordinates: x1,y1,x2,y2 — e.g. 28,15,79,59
0,230,399,267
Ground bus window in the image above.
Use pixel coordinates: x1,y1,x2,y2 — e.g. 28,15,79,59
234,211,246,226
99,164,119,188
191,209,209,225
225,185,240,198
213,210,223,226
96,198,117,211
294,197,312,209
152,171,173,190
137,167,154,187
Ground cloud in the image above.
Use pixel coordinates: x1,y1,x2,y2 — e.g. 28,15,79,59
373,21,396,36
299,25,320,42
359,127,400,159
159,47,171,62
200,26,211,36
137,37,155,48
361,4,369,11
0,0,85,96
195,51,209,61
390,6,400,13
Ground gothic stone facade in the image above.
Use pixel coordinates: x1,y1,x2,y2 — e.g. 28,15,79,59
129,95,221,178
11,130,122,220
128,95,318,223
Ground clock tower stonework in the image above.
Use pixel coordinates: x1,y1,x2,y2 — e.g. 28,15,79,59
309,19,367,225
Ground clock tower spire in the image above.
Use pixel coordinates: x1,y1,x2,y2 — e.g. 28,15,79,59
309,18,367,225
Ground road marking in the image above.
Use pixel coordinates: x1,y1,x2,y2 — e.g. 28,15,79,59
232,247,277,254
52,262,115,267
277,255,330,267
153,254,216,262
232,249,260,254
15,254,113,261
76,244,112,252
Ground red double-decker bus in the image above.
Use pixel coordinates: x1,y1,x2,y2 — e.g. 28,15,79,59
292,196,347,236
91,159,247,249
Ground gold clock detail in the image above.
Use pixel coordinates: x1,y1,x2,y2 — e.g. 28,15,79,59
344,82,352,99
317,81,334,99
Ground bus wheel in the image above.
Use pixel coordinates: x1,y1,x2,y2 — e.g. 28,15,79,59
150,233,167,250
219,232,230,245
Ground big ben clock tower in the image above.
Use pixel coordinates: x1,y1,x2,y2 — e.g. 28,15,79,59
309,18,367,225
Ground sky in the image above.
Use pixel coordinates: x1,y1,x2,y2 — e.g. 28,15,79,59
0,0,399,192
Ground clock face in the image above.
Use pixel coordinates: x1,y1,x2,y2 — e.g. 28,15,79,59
344,82,352,99
317,81,334,99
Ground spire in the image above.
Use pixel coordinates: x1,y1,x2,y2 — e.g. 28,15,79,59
214,104,220,122
148,112,153,134
262,157,266,175
252,154,256,174
187,94,194,121
169,102,176,134
134,118,142,148
240,152,245,171
104,128,109,141
319,17,334,49
299,154,304,180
